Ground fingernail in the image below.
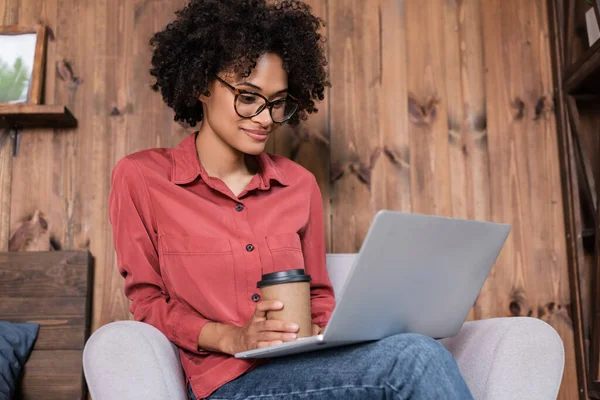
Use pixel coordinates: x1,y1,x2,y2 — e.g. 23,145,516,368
289,323,299,330
275,301,283,308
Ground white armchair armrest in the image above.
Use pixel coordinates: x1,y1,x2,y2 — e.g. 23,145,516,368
83,320,187,400
439,317,564,400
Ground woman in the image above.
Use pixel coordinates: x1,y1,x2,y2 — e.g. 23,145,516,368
108,0,474,399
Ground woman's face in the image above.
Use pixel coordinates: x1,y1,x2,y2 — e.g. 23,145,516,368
200,52,289,156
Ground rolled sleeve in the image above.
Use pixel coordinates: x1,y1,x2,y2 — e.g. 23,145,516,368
109,157,211,354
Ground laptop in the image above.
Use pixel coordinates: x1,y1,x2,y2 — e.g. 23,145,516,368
235,210,511,359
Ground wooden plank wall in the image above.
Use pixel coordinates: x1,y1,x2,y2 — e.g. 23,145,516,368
0,0,577,397
0,251,92,399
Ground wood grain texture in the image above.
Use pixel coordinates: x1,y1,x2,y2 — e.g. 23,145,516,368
0,251,92,399
405,0,452,218
0,0,581,396
482,1,577,397
442,0,491,321
16,350,85,400
0,0,19,253
328,0,382,252
375,0,411,215
0,250,89,296
0,298,87,349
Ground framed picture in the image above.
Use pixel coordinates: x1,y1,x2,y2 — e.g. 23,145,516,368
0,25,47,105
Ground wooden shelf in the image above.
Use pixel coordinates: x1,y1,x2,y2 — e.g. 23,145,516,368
564,38,600,94
0,104,77,129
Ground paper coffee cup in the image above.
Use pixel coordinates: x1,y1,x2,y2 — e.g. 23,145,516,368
257,269,312,338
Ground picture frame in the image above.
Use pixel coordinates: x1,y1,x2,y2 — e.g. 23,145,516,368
0,24,47,105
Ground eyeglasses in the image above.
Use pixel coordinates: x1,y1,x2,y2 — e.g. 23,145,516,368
215,76,299,123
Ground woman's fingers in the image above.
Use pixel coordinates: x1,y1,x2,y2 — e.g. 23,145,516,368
312,324,319,335
253,300,283,319
257,340,283,348
259,319,299,333
257,331,297,342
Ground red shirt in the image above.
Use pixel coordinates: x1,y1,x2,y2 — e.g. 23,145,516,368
109,132,336,399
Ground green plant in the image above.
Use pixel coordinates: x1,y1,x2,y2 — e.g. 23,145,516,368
0,56,30,103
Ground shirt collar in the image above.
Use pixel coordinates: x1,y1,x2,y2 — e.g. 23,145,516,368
171,132,290,189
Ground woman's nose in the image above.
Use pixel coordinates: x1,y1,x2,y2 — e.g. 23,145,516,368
252,106,273,127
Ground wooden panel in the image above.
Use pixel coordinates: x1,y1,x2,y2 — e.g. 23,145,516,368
1,316,86,351
0,0,19,254
0,296,86,319
0,251,89,297
0,251,91,396
328,0,382,252
405,0,451,217
375,0,411,214
0,297,87,349
442,0,491,321
482,1,577,398
33,318,86,350
16,350,84,400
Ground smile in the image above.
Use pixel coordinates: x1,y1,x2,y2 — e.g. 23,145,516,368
242,128,269,141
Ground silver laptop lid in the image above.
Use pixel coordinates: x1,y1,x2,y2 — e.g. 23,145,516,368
322,210,511,342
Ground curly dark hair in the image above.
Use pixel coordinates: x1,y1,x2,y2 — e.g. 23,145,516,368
149,0,329,127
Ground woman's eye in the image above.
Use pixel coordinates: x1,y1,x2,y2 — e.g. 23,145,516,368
239,94,259,104
272,100,286,109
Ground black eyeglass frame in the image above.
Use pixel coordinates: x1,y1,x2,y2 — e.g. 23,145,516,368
215,76,299,123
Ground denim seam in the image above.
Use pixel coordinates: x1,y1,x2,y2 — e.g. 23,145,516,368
383,340,433,400
384,380,402,396
209,384,387,399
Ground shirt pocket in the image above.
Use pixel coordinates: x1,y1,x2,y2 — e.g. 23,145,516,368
266,232,306,272
159,235,240,324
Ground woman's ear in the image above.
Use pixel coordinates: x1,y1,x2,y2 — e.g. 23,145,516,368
198,89,211,103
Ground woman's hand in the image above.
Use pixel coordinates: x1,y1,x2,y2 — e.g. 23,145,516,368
222,300,300,355
312,324,325,336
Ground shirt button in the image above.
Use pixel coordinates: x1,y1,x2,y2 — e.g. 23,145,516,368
251,293,261,302
235,203,244,212
246,244,254,252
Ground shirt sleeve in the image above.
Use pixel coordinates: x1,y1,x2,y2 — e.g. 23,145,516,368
300,176,336,328
109,157,210,354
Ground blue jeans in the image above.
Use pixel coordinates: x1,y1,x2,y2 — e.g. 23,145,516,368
189,333,473,399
